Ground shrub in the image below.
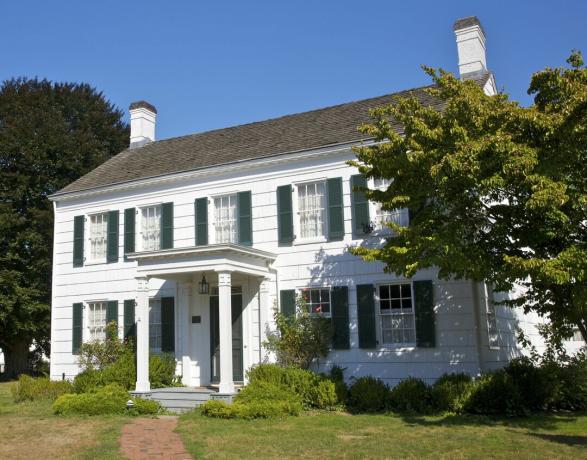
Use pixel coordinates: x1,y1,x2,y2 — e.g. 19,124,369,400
464,370,526,416
53,383,161,416
327,365,349,404
200,400,235,419
347,376,389,412
263,300,333,369
431,373,474,413
246,364,337,408
235,381,301,405
547,353,587,411
389,378,432,414
11,375,73,402
73,370,101,393
149,353,178,388
200,398,302,420
504,357,556,411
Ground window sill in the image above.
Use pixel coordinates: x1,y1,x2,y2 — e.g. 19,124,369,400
85,259,107,266
488,345,501,350
376,344,417,352
293,236,327,246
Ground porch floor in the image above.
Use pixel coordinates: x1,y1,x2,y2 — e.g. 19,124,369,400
134,386,240,413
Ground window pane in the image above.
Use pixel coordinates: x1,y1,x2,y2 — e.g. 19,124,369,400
380,299,391,311
379,285,389,299
391,299,401,309
401,284,411,298
402,298,412,310
298,182,325,239
390,285,401,299
303,288,331,317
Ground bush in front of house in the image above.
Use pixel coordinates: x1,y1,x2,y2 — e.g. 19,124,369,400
246,363,338,409
149,353,178,388
547,352,587,411
431,373,474,413
326,365,349,405
347,376,390,413
53,383,161,416
11,375,73,402
388,377,432,414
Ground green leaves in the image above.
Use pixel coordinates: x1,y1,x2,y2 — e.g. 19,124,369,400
349,53,587,345
0,78,129,376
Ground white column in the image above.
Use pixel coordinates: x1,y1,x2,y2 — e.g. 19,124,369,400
259,277,271,358
135,276,150,392
217,271,234,393
179,281,193,386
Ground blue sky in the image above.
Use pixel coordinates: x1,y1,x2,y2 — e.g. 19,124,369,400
1,1,585,140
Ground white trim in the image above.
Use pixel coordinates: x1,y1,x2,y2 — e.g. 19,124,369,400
49,141,375,202
374,281,417,348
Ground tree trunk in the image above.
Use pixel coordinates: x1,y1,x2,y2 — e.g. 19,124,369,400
2,340,30,380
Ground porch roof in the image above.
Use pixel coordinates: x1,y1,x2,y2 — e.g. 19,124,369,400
126,243,277,279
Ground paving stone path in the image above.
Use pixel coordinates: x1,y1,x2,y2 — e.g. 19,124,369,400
120,416,192,460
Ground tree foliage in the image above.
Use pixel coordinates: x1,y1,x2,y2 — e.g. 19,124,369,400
264,298,333,369
0,78,128,378
350,52,587,345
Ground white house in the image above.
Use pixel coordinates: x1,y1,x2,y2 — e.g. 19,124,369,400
48,17,566,394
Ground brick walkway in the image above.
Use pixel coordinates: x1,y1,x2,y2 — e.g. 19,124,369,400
120,416,192,460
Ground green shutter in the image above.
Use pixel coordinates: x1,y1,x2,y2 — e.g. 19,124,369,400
106,300,118,339
161,297,175,352
414,280,436,347
331,286,350,349
106,210,119,263
161,202,174,249
123,299,136,340
73,215,84,267
280,290,296,318
238,191,252,246
195,198,208,246
327,177,344,240
357,284,377,348
72,302,83,354
124,208,135,254
277,185,294,245
351,175,370,236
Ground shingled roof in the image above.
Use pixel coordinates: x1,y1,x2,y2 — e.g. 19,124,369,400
55,74,490,196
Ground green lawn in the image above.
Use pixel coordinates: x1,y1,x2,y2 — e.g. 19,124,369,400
177,409,587,459
0,382,126,460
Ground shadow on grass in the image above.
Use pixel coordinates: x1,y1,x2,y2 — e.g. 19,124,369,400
526,432,587,446
397,413,580,431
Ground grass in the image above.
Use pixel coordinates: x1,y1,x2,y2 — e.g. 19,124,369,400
177,409,587,459
0,381,127,460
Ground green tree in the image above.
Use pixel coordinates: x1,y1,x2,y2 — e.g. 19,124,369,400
0,78,128,378
350,52,587,345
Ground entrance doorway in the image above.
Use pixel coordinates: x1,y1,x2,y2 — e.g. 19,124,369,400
209,286,244,383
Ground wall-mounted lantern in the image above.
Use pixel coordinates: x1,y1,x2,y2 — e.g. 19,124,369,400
198,274,210,295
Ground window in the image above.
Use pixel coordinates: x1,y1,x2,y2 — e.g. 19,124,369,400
485,285,499,348
214,194,237,243
568,328,583,342
301,288,331,317
297,181,326,239
89,213,108,261
372,178,409,230
378,283,416,345
149,298,162,352
141,205,161,251
88,302,107,342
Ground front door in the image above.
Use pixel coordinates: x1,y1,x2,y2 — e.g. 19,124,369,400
210,287,244,383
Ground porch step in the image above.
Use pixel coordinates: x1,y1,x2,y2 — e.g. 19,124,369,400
135,387,216,414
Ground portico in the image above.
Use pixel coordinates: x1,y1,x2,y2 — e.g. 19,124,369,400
128,244,277,394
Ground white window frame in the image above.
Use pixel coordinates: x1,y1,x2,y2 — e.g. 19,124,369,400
300,287,332,318
86,211,109,264
86,301,108,343
210,193,238,245
484,284,500,349
376,281,417,347
139,204,162,252
369,178,409,233
149,298,162,353
292,179,328,244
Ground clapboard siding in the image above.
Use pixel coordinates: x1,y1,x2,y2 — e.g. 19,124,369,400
50,147,544,383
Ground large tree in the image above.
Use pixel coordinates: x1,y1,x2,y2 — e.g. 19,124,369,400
0,78,129,378
351,52,587,345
